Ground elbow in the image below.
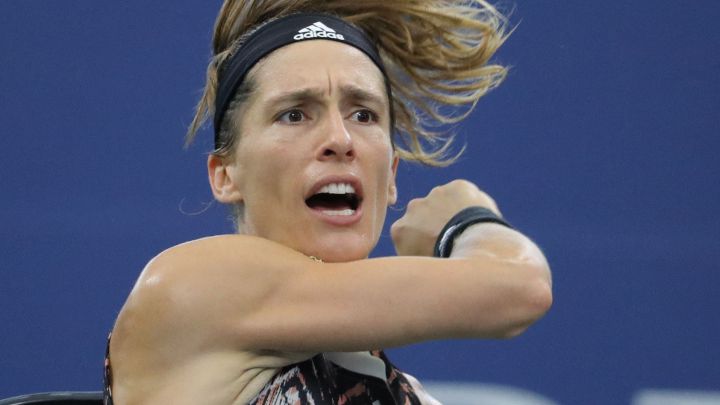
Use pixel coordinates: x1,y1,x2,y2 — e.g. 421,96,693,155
528,272,554,320
497,267,553,339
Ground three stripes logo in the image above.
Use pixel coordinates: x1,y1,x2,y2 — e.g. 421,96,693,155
294,21,345,41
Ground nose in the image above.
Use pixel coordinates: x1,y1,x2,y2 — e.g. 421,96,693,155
317,109,355,161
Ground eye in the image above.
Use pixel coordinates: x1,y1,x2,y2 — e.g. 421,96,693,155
277,109,306,124
350,109,378,124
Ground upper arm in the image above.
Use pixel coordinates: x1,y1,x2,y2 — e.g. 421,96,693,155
119,233,550,355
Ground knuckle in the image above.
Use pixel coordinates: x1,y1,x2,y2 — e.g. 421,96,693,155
458,179,480,192
390,223,399,238
391,217,405,232
475,189,491,201
451,179,471,187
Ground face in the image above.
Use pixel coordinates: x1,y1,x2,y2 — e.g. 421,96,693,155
209,40,398,262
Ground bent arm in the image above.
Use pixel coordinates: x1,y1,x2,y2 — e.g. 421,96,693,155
450,222,552,336
118,231,551,355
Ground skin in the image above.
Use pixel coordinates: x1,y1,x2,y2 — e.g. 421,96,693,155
108,40,552,404
208,40,398,262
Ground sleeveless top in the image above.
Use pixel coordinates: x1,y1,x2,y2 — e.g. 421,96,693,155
103,333,428,404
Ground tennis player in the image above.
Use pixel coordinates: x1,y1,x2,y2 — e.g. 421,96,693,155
104,1,552,403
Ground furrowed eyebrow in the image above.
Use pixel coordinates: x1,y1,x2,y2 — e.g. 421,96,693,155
338,85,387,107
263,89,324,107
262,85,387,108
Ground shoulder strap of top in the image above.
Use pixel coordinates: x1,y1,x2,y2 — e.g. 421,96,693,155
103,332,114,405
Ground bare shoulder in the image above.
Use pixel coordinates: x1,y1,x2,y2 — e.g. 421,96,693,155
111,232,550,362
108,235,315,402
113,234,306,351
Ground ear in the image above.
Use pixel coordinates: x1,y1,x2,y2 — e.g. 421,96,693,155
207,154,243,204
387,154,400,206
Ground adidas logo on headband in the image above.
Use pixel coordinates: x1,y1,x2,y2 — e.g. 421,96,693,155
294,21,345,41
216,13,386,144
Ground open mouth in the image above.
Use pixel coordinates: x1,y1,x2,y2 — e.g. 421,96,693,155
305,182,362,216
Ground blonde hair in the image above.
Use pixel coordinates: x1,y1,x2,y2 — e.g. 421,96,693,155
186,0,509,166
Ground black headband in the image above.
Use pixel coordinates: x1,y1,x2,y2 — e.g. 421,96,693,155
214,12,389,148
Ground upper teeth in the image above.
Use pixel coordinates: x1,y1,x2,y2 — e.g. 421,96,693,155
318,183,355,195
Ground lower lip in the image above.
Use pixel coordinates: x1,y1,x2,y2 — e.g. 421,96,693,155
307,203,363,226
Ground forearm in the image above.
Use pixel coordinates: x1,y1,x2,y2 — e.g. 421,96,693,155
451,223,550,279
448,223,553,336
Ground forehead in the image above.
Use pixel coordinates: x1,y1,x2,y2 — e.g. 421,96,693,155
248,40,387,101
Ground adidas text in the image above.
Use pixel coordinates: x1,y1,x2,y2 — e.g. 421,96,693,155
294,31,345,41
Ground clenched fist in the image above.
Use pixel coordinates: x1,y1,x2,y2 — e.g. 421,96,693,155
390,180,501,257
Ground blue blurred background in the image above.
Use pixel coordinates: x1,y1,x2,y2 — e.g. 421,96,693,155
1,1,718,404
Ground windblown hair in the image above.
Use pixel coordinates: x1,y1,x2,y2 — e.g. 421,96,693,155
186,0,509,166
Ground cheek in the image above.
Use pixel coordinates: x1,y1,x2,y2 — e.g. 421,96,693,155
241,146,301,202
370,153,395,206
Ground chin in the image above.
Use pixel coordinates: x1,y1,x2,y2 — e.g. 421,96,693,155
306,233,375,263
319,250,368,263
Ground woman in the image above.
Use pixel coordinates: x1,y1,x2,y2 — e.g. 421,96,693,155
104,1,553,404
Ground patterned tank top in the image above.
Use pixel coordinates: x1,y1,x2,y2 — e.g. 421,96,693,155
103,333,427,404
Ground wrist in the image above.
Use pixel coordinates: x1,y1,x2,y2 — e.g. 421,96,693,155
433,206,513,258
